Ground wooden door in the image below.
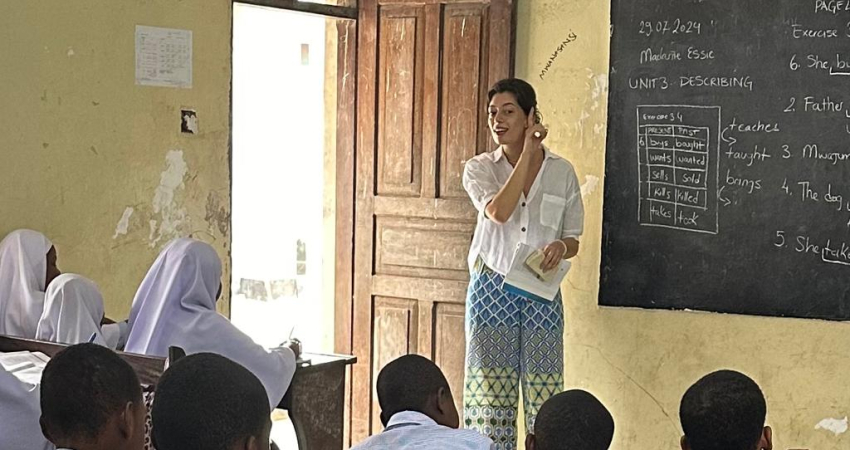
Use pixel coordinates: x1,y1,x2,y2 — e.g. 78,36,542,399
350,0,513,443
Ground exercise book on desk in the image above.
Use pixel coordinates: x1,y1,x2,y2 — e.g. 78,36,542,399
0,350,50,386
502,243,570,303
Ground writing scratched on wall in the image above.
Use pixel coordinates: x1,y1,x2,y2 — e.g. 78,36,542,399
539,31,578,80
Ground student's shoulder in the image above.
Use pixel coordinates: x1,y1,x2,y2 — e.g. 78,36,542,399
349,436,380,450
451,428,496,449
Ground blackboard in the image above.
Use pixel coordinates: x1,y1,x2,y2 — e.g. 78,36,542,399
601,0,850,320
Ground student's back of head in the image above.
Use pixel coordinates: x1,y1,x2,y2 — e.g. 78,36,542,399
40,343,145,450
679,370,772,450
377,354,459,428
152,353,271,450
526,389,614,450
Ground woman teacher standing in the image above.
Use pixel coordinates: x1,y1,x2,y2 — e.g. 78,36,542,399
462,79,584,449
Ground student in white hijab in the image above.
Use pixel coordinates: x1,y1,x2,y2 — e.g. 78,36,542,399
0,229,61,338
35,274,115,348
125,238,298,408
0,366,55,450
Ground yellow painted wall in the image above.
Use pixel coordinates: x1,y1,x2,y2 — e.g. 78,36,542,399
0,0,233,318
4,1,849,448
517,1,850,449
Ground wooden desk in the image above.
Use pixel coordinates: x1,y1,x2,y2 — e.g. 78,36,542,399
281,353,357,450
0,335,165,385
0,336,355,450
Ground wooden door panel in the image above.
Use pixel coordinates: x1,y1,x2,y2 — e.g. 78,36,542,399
371,296,417,434
440,4,487,199
377,6,424,197
373,197,478,220
372,275,469,304
351,0,513,444
434,303,468,419
375,216,474,280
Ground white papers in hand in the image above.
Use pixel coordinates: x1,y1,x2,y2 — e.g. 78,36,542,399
502,243,570,303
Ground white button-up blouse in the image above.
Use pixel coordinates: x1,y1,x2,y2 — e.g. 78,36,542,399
462,147,584,275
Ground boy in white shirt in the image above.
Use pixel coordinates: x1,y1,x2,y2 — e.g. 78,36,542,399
352,354,495,450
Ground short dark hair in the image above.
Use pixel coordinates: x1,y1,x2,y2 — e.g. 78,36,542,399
488,78,539,121
534,389,615,450
152,353,270,450
40,343,142,443
680,370,766,450
377,354,450,420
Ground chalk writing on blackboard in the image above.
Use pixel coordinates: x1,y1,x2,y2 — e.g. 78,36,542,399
637,105,720,234
602,0,850,319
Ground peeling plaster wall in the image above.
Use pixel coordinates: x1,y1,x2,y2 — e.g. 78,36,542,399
0,0,232,318
517,1,850,449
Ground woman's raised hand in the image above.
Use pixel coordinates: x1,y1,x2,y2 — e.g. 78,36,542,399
523,107,548,155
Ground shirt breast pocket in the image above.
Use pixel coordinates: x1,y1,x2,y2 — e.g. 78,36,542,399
540,194,566,230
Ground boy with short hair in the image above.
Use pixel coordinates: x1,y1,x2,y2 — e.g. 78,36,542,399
152,352,273,450
525,389,615,450
680,370,773,450
40,343,146,450
352,354,494,450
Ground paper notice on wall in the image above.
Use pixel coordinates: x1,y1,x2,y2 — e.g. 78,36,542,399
135,25,193,88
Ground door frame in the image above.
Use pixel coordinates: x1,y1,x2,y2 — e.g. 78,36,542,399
227,0,358,352
236,0,358,19
228,0,359,440
228,0,517,446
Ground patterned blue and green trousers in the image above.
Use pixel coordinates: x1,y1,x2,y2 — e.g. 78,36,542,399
463,260,564,450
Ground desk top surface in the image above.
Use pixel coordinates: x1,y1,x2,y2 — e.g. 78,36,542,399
1,335,357,382
1,335,355,372
296,352,357,374
0,334,165,385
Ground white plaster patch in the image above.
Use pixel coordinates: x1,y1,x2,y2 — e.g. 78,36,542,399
593,123,605,135
572,110,591,147
580,175,600,197
569,70,610,149
152,150,187,214
112,207,134,239
588,72,609,105
149,150,189,247
815,417,848,436
149,220,158,242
